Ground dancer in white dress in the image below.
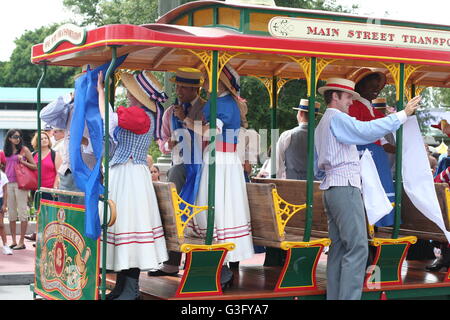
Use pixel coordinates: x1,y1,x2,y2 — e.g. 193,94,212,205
184,65,254,288
98,70,169,300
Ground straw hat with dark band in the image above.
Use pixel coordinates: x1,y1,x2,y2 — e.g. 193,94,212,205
293,99,322,115
372,98,387,109
119,70,168,112
170,67,204,87
318,78,361,99
219,65,241,95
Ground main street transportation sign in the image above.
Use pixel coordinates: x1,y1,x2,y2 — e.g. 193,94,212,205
269,17,450,52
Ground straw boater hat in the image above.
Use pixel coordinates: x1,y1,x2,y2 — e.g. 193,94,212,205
170,67,204,87
317,78,361,99
119,70,168,112
294,99,322,115
352,68,387,92
372,98,387,109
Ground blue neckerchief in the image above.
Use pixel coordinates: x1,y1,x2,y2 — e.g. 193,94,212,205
70,55,127,239
171,102,203,220
171,102,191,132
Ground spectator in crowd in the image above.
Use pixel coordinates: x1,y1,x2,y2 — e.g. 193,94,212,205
44,124,56,145
4,129,37,250
429,155,438,176
31,131,63,198
52,128,65,154
150,165,160,181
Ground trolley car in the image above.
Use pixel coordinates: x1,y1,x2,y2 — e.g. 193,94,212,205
30,0,450,300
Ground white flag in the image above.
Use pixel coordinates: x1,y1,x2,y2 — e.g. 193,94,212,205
402,116,450,242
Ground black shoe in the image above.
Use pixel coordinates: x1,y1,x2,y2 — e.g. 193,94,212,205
228,262,239,270
426,259,450,272
220,266,234,290
105,271,126,300
114,275,141,300
25,233,36,241
147,270,178,277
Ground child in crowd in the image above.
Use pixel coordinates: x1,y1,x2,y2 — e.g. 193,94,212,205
0,151,11,255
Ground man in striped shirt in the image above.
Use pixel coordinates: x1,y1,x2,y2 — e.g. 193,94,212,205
315,78,421,300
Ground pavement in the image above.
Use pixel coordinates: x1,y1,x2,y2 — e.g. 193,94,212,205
0,233,36,300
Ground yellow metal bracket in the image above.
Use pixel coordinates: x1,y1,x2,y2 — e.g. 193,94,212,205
380,63,422,100
180,242,236,253
272,188,307,238
187,50,243,92
446,187,450,227
280,238,331,250
288,56,337,96
405,84,428,101
367,202,395,238
370,236,417,247
277,78,297,96
171,187,208,239
253,76,274,107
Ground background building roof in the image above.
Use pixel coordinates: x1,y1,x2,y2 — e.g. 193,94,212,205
0,87,72,104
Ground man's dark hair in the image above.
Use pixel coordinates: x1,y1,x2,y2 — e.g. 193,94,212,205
324,90,344,105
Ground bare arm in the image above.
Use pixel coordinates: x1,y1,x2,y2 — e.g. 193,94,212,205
2,184,7,213
97,71,106,120
53,152,63,188
18,147,37,170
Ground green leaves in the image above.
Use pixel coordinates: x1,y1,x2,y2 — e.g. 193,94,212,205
1,24,77,88
63,0,158,26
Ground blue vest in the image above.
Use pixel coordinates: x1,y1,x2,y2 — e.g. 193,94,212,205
110,110,155,167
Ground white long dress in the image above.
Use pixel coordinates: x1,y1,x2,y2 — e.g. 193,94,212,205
187,94,254,263
101,110,168,272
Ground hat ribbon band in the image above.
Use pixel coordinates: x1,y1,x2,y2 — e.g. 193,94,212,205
135,73,168,103
298,105,319,113
175,76,201,85
326,83,355,92
372,103,387,108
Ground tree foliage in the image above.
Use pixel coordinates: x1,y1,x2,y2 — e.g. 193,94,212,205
63,0,159,26
0,24,77,88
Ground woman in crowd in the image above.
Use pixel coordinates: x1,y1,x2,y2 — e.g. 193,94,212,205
97,70,169,300
4,129,37,250
184,65,254,288
31,131,62,199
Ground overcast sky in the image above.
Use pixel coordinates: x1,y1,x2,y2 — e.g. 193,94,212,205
1,0,450,61
1,0,73,61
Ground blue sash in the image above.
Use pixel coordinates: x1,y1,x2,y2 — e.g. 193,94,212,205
357,143,396,227
70,56,126,239
171,102,203,220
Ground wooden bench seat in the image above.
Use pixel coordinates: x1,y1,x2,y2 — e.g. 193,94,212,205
251,178,329,240
153,181,211,252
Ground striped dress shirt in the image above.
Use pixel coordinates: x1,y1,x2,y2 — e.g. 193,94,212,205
315,108,407,190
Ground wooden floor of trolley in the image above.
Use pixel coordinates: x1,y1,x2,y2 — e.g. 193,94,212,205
105,258,450,300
